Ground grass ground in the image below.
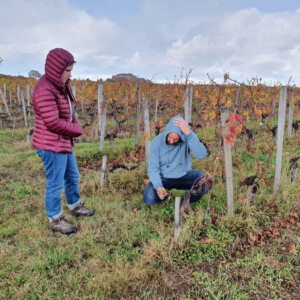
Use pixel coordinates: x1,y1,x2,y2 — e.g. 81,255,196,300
0,127,299,299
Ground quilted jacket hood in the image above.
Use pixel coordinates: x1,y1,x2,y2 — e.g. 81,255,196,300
45,48,75,88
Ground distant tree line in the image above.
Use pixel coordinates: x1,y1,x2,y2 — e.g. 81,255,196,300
28,70,41,79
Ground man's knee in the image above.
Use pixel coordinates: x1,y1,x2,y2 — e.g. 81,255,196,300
143,190,156,206
143,186,163,206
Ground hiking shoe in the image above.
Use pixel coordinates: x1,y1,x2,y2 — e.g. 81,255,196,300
69,202,95,217
49,215,77,234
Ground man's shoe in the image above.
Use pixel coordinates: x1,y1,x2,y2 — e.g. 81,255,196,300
70,202,95,217
49,215,77,234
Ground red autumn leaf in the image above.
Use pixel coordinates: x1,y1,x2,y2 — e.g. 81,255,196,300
229,124,238,137
279,263,286,268
249,232,257,242
228,113,235,124
288,244,296,254
291,281,296,287
235,114,243,124
228,113,243,125
224,135,235,146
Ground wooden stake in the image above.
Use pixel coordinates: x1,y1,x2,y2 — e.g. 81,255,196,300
273,86,287,194
134,86,142,146
287,88,294,140
220,106,234,216
174,196,182,243
100,156,107,188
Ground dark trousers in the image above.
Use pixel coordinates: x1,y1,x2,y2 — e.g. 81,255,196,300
143,170,211,206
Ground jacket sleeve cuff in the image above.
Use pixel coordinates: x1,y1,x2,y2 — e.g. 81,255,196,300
153,182,162,190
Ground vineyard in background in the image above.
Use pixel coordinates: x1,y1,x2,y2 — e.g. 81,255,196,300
1,74,300,134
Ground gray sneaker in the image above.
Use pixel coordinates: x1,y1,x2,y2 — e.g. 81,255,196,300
69,202,95,217
49,215,77,234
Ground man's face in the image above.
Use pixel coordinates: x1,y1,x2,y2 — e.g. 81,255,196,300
61,64,73,85
167,133,180,145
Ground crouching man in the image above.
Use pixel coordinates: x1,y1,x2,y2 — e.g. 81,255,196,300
143,115,211,207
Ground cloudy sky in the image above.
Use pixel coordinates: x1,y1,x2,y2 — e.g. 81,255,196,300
1,0,300,84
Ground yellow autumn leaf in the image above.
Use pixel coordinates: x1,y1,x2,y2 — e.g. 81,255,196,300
211,98,218,106
226,98,232,107
208,111,216,120
255,109,262,116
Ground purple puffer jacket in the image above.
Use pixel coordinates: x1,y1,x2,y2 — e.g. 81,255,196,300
32,48,82,153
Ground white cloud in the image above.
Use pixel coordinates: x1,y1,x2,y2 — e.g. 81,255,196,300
159,7,300,82
0,0,128,73
1,1,300,83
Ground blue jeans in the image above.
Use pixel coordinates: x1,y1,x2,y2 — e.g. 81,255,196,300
36,149,81,220
143,170,211,206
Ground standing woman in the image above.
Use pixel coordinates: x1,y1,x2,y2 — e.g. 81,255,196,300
32,48,95,234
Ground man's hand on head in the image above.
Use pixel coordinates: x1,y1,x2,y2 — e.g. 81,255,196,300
174,117,191,135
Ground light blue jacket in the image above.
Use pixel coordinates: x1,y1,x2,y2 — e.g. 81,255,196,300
148,115,207,190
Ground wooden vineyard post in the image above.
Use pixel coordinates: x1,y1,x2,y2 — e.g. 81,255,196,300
154,85,159,123
184,85,192,125
9,83,12,110
98,84,106,151
271,97,277,117
72,83,76,99
143,97,150,139
220,106,234,216
21,90,28,128
3,83,7,114
27,129,33,146
26,83,31,118
189,85,193,122
100,156,107,188
98,83,103,142
3,83,6,100
274,86,287,194
135,86,142,146
100,105,107,151
143,97,151,170
234,86,240,114
290,158,298,182
17,83,21,105
174,196,182,243
287,88,294,140
81,82,84,113
0,88,11,117
125,89,129,117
